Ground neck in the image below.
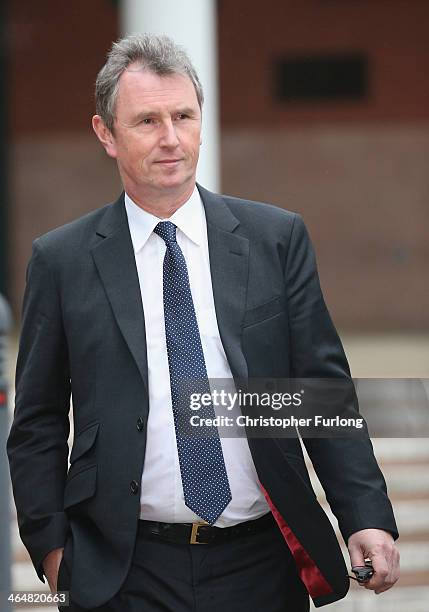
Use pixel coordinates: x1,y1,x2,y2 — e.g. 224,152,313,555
125,182,196,218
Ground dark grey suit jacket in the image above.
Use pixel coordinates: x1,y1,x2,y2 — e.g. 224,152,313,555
7,186,398,608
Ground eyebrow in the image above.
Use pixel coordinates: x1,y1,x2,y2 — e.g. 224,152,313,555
130,107,198,123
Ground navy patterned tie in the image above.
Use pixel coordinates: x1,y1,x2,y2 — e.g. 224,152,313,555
154,221,231,524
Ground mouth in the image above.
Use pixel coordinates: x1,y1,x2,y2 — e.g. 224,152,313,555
155,159,182,165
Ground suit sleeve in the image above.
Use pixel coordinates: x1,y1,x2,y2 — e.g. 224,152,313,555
284,214,398,543
7,239,71,581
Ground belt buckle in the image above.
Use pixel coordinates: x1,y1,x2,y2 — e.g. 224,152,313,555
190,521,209,544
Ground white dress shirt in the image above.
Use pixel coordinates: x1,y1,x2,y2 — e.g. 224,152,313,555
125,187,269,526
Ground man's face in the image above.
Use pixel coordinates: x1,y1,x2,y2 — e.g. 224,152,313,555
94,65,202,202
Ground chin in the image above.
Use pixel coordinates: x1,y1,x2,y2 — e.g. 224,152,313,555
158,175,193,191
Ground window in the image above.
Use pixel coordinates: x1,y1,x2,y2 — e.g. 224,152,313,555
274,53,368,103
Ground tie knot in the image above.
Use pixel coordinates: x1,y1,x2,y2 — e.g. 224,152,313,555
154,221,177,244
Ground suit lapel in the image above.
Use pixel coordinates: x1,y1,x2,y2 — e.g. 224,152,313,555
91,195,149,392
90,187,249,390
198,185,249,380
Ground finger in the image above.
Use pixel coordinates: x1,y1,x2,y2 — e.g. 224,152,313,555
377,546,400,593
370,549,398,591
54,556,64,593
374,573,398,595
348,543,366,569
363,553,389,591
348,543,370,587
375,585,393,594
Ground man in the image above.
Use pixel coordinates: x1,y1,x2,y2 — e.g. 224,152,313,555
8,34,399,611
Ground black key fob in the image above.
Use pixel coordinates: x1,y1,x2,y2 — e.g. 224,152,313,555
351,560,374,583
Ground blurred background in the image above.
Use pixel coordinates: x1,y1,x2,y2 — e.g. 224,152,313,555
0,0,428,610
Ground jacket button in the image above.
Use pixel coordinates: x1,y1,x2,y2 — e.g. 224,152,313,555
130,480,139,495
136,417,144,432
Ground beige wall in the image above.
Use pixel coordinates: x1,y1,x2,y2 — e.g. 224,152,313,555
10,136,121,315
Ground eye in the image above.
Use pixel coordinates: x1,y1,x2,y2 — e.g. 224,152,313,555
176,113,189,120
142,117,154,125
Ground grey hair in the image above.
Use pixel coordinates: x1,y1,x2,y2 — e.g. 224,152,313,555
95,33,204,131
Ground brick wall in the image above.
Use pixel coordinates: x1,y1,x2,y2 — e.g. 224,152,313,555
8,0,429,329
218,0,429,330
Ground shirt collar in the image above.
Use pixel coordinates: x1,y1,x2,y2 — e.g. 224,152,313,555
124,186,205,253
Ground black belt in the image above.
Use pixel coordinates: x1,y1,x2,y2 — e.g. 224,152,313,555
138,512,275,545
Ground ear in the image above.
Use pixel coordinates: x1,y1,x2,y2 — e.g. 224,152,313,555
92,115,117,159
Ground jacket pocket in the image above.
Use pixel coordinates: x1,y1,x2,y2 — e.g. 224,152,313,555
243,296,285,328
69,422,99,464
64,464,97,509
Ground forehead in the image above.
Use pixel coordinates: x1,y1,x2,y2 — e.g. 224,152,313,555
116,65,199,111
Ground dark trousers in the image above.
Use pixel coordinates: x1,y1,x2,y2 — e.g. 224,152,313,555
61,520,309,612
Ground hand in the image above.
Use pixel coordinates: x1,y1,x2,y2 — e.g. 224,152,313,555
348,529,400,594
42,547,64,593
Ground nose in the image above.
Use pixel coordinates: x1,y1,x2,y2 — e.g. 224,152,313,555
160,119,180,148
